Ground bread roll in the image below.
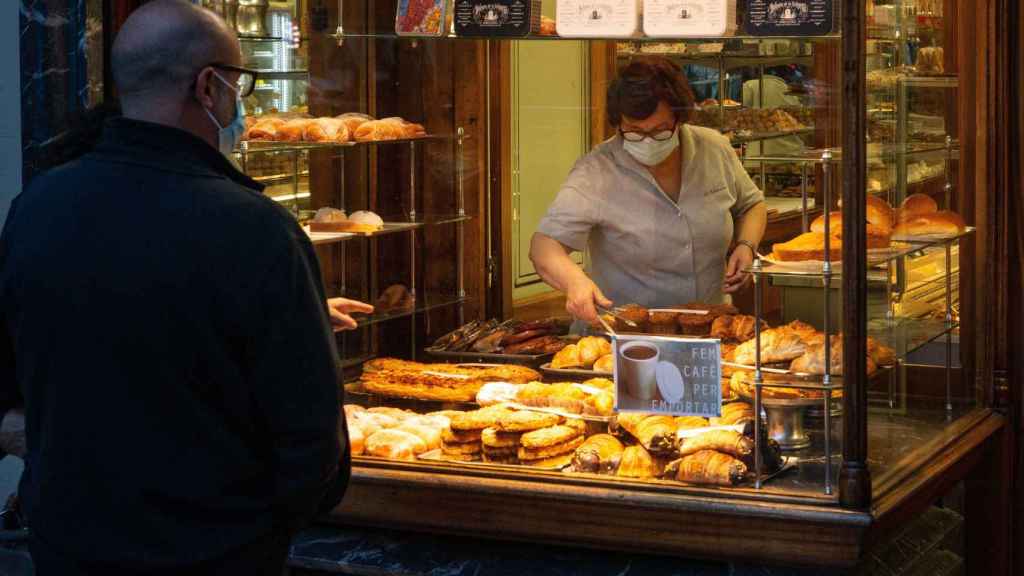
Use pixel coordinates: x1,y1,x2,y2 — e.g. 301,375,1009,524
892,210,966,237
245,117,287,140
277,119,312,142
898,193,939,221
347,419,366,456
336,113,373,134
354,119,409,142
838,195,895,229
365,429,428,460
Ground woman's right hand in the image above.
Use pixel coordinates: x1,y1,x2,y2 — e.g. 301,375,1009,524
565,278,613,324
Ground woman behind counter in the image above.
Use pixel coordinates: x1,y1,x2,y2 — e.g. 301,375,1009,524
530,56,767,325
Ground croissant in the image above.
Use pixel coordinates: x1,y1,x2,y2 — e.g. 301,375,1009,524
674,416,710,430
592,354,614,373
732,328,808,365
336,113,373,134
616,445,660,479
302,117,350,142
790,339,879,376
364,429,427,460
571,434,624,473
276,119,313,142
867,337,896,366
245,117,287,140
713,402,754,426
354,119,411,142
679,430,753,460
665,450,748,486
632,415,678,454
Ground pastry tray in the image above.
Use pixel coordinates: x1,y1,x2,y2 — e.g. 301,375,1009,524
426,349,555,365
540,363,613,379
891,226,976,243
417,449,571,471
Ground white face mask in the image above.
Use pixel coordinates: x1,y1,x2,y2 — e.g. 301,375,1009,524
622,126,680,167
203,71,246,158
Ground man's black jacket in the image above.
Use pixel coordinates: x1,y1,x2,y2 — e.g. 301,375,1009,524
0,118,348,567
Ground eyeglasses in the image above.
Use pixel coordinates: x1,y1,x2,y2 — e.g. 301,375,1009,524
208,63,259,98
619,127,677,142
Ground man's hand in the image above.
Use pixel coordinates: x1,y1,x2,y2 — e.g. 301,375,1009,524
565,278,613,324
723,244,755,294
327,298,374,332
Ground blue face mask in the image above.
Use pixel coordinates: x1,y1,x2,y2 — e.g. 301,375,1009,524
204,71,246,158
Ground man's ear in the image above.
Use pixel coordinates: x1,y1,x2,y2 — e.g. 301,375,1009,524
194,66,216,110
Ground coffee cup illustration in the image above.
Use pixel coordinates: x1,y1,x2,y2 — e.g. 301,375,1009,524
619,341,661,401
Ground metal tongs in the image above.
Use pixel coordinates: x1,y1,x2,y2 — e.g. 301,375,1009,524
596,306,638,329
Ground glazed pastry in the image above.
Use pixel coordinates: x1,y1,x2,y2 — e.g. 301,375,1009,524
592,354,614,374
582,378,614,391
496,410,562,433
245,116,287,140
520,425,583,450
781,319,819,341
810,211,892,249
518,435,585,461
678,430,753,460
571,434,625,473
366,406,413,421
276,118,312,142
731,328,809,365
365,429,428,460
348,412,399,436
615,445,660,479
360,378,483,403
615,414,678,454
665,450,748,486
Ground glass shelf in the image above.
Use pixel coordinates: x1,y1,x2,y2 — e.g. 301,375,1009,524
348,293,469,328
731,128,815,145
748,228,975,278
743,141,960,165
329,32,841,43
868,317,959,365
305,214,472,246
238,134,460,155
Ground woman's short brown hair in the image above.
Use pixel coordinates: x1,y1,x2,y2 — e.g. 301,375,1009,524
607,55,696,126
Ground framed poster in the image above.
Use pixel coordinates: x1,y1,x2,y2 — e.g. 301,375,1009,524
613,334,723,417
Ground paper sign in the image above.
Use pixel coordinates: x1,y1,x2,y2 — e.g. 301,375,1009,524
613,334,722,417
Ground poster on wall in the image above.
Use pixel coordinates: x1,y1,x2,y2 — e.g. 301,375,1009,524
613,334,723,417
744,0,835,36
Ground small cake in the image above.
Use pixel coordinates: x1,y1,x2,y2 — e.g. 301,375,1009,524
616,304,650,333
676,312,715,337
648,310,680,335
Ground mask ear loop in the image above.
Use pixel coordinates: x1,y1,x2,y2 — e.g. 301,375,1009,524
203,70,241,130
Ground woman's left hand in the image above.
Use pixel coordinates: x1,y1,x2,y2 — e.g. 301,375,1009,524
327,298,375,331
723,245,755,294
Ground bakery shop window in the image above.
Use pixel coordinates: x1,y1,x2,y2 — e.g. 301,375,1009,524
200,0,991,503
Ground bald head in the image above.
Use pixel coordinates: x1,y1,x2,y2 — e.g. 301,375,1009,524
112,0,238,104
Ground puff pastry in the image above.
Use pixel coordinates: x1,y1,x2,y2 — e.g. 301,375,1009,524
711,315,767,343
449,406,512,431
678,430,753,461
441,441,482,455
615,414,678,454
551,344,583,369
572,434,624,473
394,423,442,452
521,453,574,469
360,378,482,402
615,445,660,479
731,328,809,365
592,354,614,374
577,337,612,367
675,416,710,430
665,450,748,486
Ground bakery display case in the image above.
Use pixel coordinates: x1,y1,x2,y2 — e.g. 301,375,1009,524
190,0,1003,568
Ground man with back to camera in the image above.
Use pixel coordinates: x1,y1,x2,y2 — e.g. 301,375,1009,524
0,1,369,573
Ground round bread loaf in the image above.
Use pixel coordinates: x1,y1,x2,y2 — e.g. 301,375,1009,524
892,210,965,237
898,193,938,221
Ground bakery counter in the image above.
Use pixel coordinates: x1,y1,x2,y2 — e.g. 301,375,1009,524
324,407,1004,567
294,506,966,575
